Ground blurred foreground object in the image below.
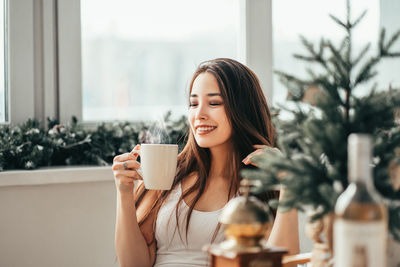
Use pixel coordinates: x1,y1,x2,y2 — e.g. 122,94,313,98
334,134,387,267
204,179,287,267
242,0,400,266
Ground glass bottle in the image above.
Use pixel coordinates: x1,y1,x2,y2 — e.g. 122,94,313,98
334,134,388,267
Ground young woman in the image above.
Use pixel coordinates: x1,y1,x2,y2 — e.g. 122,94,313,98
113,58,299,267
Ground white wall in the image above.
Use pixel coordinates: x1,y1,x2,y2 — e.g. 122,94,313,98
0,167,312,267
0,168,119,267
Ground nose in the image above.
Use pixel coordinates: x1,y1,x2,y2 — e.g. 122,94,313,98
195,102,208,120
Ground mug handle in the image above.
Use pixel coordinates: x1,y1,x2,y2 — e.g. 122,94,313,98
130,148,143,178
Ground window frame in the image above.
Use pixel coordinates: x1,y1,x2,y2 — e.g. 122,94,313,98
6,0,58,126
6,0,273,125
7,0,36,125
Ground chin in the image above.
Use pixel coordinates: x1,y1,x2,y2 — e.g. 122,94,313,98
194,138,213,148
195,137,230,149
195,140,213,148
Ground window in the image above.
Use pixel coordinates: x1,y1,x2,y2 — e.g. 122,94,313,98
80,0,239,121
271,0,394,105
0,0,6,123
6,0,271,125
377,0,400,90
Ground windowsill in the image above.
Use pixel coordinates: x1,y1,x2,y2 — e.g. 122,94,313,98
0,165,113,187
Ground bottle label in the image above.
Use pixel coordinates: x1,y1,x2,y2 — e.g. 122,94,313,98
334,219,387,267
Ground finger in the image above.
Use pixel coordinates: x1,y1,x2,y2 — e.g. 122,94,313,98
114,152,137,163
242,149,264,165
252,149,264,156
242,158,259,167
112,160,141,171
249,162,259,167
253,144,267,149
115,170,143,180
245,149,263,160
123,160,141,170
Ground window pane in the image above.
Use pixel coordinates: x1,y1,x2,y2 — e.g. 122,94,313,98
377,0,400,90
81,0,239,121
0,0,6,123
272,0,381,105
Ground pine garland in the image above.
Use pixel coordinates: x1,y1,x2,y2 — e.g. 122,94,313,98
0,112,188,171
242,1,400,240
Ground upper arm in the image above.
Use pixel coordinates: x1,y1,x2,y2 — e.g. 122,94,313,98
268,189,300,255
148,241,156,266
137,209,157,265
135,182,159,265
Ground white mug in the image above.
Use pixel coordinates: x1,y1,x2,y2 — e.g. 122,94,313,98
131,144,178,190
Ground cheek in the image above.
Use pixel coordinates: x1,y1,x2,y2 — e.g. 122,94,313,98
223,122,232,138
218,111,232,136
219,110,230,127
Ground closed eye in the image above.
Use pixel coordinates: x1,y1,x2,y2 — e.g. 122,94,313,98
210,102,222,106
189,101,223,108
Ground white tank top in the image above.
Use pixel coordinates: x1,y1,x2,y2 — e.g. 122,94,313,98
154,183,225,267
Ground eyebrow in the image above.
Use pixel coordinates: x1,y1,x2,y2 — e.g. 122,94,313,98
190,93,221,97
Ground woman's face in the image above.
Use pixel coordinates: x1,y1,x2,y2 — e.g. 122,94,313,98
189,72,232,149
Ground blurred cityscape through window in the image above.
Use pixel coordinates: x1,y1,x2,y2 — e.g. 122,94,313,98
272,0,399,105
81,0,239,122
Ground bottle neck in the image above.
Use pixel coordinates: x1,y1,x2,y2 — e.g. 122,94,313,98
348,164,372,184
348,134,372,184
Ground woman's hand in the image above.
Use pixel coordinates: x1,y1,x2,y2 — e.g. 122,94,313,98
242,145,267,166
112,144,142,194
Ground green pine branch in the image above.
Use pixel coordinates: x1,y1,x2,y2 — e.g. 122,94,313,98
247,0,400,240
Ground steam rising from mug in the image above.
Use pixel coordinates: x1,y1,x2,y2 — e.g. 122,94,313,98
138,116,171,145
133,115,179,190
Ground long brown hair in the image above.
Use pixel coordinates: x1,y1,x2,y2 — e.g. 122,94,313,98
135,58,275,244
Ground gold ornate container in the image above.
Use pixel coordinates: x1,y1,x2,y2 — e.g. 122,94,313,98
216,179,274,253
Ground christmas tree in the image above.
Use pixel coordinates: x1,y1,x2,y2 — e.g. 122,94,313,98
242,0,400,241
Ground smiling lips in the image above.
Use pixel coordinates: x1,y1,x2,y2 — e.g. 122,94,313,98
196,125,217,135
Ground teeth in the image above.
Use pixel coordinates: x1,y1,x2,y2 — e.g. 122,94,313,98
197,127,216,131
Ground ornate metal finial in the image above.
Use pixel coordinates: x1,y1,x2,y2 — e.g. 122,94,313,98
214,178,273,254
239,178,262,197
